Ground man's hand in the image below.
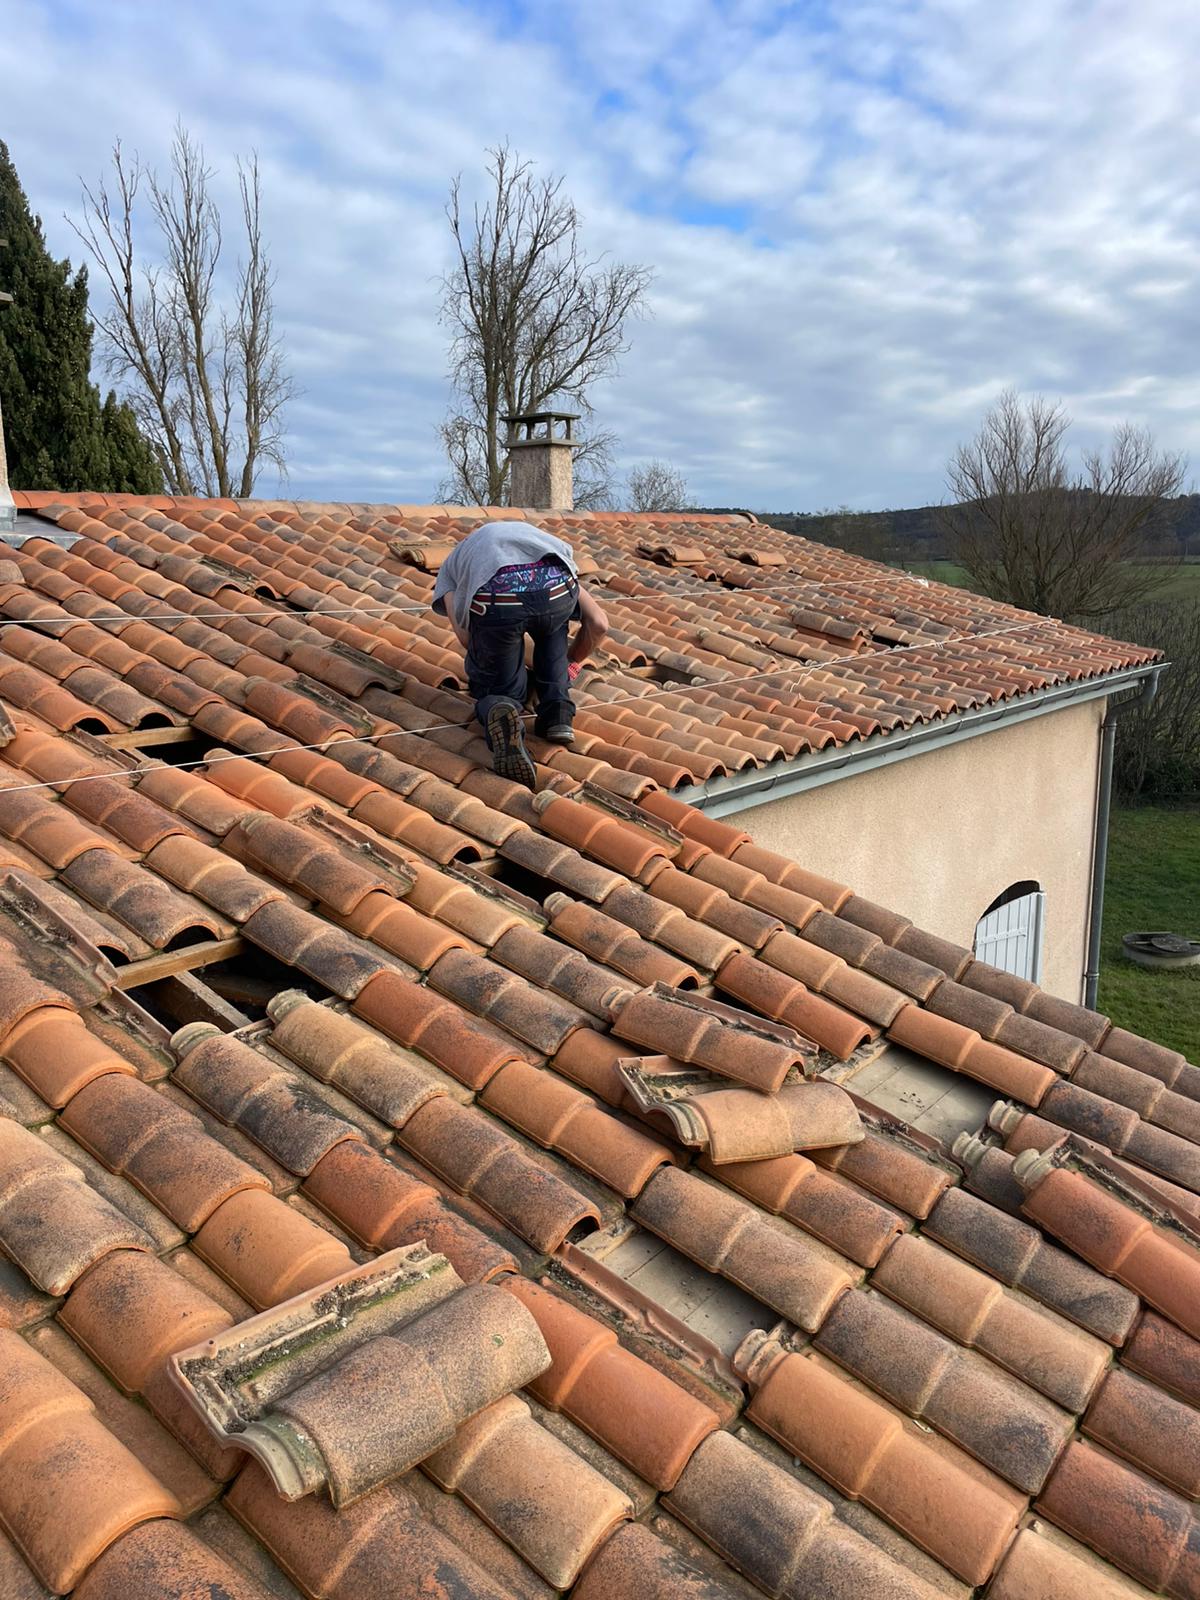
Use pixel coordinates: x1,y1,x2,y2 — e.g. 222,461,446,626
569,588,609,668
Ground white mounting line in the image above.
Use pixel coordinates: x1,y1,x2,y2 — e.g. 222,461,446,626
0,614,1091,801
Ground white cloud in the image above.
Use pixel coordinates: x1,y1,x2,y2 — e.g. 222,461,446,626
2,0,1199,510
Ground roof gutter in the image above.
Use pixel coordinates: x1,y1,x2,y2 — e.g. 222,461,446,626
1082,665,1165,1009
676,663,1162,818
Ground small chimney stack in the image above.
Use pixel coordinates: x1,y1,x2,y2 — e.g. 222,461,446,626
504,410,578,511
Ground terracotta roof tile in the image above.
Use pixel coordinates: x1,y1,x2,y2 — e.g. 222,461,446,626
190,1189,354,1309
815,1288,1073,1491
739,1339,1024,1585
544,893,702,989
571,1520,746,1599
599,881,742,971
1014,1148,1200,1339
0,1120,153,1295
351,968,528,1088
266,991,447,1128
226,1461,517,1599
809,1120,956,1218
665,1429,947,1600
59,1072,269,1229
27,1318,217,1516
1083,1366,1200,1497
632,1165,858,1329
923,1185,1140,1345
872,1231,1109,1411
134,767,251,836
505,1275,719,1488
302,1140,515,1282
260,1279,550,1506
1124,1310,1200,1408
71,1519,272,1600
1,1002,134,1109
704,1150,904,1268
988,1525,1151,1600
490,924,630,1017
653,1078,862,1163
1099,1026,1188,1087
242,899,392,998
1036,1080,1200,1190
480,1059,673,1198
1036,1439,1200,1596
396,1096,601,1250
0,1330,180,1593
422,1394,631,1587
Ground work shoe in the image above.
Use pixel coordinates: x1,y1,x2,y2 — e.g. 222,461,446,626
542,724,575,745
487,702,537,790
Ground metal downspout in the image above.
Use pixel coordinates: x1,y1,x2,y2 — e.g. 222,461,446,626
1083,667,1163,1009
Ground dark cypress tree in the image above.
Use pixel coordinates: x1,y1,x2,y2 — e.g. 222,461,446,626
0,141,161,493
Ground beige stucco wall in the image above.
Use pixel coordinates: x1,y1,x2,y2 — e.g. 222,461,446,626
734,699,1105,1001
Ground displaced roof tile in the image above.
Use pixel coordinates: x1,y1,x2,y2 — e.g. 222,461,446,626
269,1279,550,1506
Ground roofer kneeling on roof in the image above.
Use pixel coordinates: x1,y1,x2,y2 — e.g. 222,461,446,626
431,520,609,791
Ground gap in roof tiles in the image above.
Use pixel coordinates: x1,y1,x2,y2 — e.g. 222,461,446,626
849,1044,996,1143
605,1231,775,1357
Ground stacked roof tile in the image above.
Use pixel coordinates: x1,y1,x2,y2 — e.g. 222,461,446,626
0,490,1191,1599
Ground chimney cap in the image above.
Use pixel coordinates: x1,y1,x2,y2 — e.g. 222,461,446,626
502,410,581,425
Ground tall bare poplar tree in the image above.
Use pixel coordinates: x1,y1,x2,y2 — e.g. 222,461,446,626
942,389,1185,619
439,145,650,508
72,125,293,497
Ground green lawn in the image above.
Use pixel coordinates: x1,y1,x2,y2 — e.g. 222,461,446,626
1097,806,1200,1059
901,558,1200,604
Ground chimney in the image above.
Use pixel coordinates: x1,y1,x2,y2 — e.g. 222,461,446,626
504,410,578,511
0,243,13,532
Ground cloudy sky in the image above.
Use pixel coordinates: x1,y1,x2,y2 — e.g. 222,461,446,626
5,0,1199,510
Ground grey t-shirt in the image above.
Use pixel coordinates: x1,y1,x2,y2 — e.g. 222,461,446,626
430,521,578,630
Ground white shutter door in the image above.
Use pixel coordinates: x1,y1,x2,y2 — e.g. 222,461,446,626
974,891,1045,983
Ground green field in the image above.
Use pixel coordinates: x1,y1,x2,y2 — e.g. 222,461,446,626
901,558,1200,604
1097,807,1200,1059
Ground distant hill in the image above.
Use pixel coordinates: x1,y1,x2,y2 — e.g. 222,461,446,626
739,496,1200,564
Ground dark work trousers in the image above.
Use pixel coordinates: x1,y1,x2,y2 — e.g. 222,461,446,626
466,581,580,745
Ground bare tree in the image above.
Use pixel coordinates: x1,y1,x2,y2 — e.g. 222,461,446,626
1111,599,1200,798
438,144,651,507
627,458,691,513
71,126,293,497
942,389,1186,619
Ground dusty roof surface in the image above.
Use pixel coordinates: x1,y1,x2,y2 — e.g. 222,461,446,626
0,490,1192,1599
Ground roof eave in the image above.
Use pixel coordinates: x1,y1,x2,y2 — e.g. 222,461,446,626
678,661,1166,817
